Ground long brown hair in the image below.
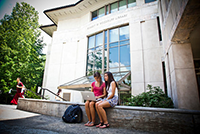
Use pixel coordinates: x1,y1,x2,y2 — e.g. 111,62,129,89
104,72,118,91
94,72,103,86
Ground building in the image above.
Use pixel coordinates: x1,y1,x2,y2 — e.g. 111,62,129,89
40,0,200,110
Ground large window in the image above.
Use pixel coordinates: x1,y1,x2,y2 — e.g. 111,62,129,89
92,0,136,21
86,25,130,76
145,0,157,3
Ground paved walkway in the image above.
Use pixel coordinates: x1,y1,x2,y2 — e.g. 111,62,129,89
0,104,154,134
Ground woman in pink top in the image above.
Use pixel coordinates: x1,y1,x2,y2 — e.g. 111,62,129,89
84,72,106,127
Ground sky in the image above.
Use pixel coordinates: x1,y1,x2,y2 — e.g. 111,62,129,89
0,0,79,54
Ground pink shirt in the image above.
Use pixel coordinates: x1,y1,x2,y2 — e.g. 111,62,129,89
91,82,105,97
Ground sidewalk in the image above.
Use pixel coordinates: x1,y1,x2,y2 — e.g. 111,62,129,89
0,104,153,134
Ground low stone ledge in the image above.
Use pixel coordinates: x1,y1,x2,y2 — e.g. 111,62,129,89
17,98,200,133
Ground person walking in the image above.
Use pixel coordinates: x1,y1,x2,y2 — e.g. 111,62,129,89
10,77,24,105
55,89,62,101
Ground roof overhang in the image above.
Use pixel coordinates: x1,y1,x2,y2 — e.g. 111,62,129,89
58,71,131,92
40,24,57,37
43,0,112,25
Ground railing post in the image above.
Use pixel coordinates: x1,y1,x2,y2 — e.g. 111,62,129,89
42,88,45,99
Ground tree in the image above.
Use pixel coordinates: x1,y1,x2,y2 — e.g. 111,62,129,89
0,2,46,103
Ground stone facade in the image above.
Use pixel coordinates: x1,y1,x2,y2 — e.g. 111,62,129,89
158,0,200,110
41,0,200,110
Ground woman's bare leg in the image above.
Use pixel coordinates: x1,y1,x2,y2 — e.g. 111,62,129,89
95,101,103,123
98,101,111,124
89,101,95,124
85,100,91,122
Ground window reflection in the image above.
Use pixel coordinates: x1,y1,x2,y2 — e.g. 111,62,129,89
111,2,118,13
110,42,118,47
91,0,137,21
119,0,127,11
105,30,107,44
120,45,130,66
92,10,98,20
98,7,105,18
104,48,108,68
120,67,131,72
88,35,95,49
109,47,119,68
96,32,103,47
120,26,129,40
128,0,136,8
87,25,130,76
109,28,118,43
120,40,130,45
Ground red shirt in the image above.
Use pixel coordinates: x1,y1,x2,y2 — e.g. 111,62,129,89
17,82,23,93
91,82,105,97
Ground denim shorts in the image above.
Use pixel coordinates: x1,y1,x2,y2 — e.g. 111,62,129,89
104,95,118,107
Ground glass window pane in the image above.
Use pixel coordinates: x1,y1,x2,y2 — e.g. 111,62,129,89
88,48,94,53
96,32,103,46
87,71,94,76
88,35,95,49
105,30,107,44
109,28,119,43
111,2,118,13
92,10,98,20
120,66,131,72
119,26,129,40
109,68,119,73
120,40,130,45
94,51,102,70
119,0,127,11
120,45,130,66
105,44,107,49
87,53,94,71
104,48,108,68
145,0,156,3
95,46,103,50
106,5,109,15
128,0,136,7
109,47,119,68
110,42,118,47
98,7,105,18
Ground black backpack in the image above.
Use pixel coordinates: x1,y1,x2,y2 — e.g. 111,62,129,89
62,105,83,123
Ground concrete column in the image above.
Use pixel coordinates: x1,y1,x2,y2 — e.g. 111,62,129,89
130,22,145,95
168,42,200,110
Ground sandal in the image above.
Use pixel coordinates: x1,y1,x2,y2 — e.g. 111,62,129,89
96,122,104,128
84,121,91,126
99,123,109,128
88,122,95,127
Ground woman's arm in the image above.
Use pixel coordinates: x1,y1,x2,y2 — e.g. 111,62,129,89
96,87,106,99
91,86,94,92
106,81,116,100
17,83,23,88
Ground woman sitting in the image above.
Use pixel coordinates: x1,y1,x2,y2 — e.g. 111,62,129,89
84,72,106,127
95,72,118,128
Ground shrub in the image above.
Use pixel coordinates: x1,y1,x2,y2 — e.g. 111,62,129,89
124,85,174,108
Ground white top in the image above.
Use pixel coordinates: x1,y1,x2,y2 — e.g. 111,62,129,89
107,81,118,97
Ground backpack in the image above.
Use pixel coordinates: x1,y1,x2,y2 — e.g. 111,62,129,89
62,105,83,123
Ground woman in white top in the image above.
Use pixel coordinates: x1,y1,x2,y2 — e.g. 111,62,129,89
95,72,118,128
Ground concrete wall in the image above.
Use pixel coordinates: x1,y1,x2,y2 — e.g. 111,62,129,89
43,0,164,102
158,0,200,110
18,98,200,133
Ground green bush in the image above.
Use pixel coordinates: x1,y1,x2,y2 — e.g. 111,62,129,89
124,85,174,108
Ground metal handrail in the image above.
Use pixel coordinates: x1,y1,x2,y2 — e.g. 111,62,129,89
41,88,67,101
9,87,66,101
